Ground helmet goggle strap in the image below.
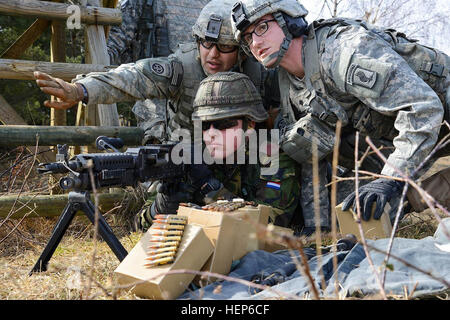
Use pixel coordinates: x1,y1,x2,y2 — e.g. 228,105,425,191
261,12,293,69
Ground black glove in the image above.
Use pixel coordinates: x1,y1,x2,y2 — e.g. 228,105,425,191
187,163,223,197
150,181,193,217
341,178,404,221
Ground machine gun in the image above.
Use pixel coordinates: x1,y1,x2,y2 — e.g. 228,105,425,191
30,136,186,275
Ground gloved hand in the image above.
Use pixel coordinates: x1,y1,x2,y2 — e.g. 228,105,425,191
341,178,404,221
187,163,223,196
150,181,193,217
34,71,83,110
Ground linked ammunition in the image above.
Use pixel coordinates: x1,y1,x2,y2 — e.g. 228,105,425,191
145,251,176,260
152,223,185,230
149,235,182,242
144,256,174,267
154,214,187,221
147,246,178,254
154,218,187,225
148,241,180,249
151,230,184,236
202,200,246,212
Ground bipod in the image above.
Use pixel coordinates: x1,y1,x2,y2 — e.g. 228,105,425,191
29,191,128,275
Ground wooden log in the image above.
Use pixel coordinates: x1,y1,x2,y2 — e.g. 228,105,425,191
0,94,28,126
0,95,54,163
103,0,119,38
0,19,51,59
0,0,62,59
0,192,132,218
0,58,115,81
0,0,122,26
50,10,67,127
85,0,120,127
0,125,144,147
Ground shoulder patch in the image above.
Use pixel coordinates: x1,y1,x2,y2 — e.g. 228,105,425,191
347,63,377,89
150,62,171,78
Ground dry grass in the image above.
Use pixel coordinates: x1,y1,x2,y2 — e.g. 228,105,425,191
0,150,448,300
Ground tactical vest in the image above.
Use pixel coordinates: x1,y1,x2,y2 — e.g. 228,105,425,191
296,18,450,138
167,43,264,140
136,0,209,60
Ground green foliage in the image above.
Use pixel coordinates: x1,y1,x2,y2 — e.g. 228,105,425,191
0,15,52,125
0,14,137,126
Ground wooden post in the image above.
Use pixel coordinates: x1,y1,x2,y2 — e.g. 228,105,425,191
84,0,120,128
50,1,67,127
0,19,51,59
0,0,122,26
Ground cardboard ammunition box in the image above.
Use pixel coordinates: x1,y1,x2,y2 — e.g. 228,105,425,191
336,203,392,240
177,204,270,281
114,223,214,300
263,224,294,252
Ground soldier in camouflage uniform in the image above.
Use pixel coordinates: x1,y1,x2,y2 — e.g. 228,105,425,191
231,0,450,224
151,72,303,230
107,0,209,143
34,0,300,231
150,72,268,220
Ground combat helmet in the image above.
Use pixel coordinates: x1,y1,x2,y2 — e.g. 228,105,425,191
192,0,240,46
192,72,268,123
231,0,309,68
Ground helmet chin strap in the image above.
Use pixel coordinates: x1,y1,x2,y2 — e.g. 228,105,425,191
261,12,293,69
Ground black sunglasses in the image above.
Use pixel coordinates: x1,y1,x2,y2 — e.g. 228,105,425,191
202,119,239,131
199,39,238,53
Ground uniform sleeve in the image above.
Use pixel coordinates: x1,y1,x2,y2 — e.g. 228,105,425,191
321,26,444,177
300,160,330,229
74,55,183,105
106,0,141,65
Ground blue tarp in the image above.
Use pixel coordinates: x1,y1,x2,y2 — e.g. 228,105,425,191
180,218,450,300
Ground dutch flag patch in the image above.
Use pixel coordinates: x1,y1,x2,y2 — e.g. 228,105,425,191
266,181,281,190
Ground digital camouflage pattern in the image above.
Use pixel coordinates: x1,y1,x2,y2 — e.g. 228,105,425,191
107,0,208,64
192,0,240,47
191,72,305,229
311,19,449,177
276,17,449,224
76,42,277,140
99,0,279,142
231,0,308,43
106,0,208,142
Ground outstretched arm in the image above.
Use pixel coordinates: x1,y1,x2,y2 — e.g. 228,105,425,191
34,71,84,110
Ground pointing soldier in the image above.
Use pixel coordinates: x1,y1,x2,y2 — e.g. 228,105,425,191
34,0,279,138
33,0,285,230
107,0,209,144
230,0,450,225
